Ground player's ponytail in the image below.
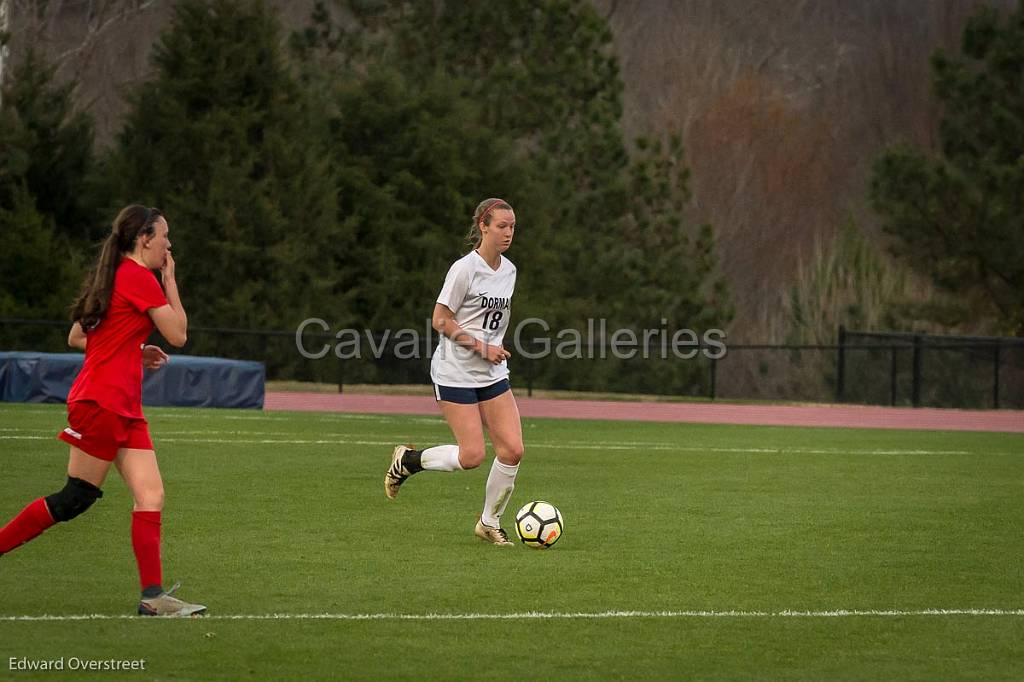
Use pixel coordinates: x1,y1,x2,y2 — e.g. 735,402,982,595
466,198,512,249
70,205,161,329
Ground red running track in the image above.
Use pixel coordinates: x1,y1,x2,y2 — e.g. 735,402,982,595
264,391,1024,434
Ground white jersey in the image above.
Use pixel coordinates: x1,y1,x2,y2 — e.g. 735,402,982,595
430,250,517,387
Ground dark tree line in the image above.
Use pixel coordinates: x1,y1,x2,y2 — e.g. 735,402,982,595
871,3,1024,337
4,0,733,393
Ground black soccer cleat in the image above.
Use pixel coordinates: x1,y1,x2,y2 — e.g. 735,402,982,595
384,445,415,500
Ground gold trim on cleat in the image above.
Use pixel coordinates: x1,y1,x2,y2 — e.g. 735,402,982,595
474,518,514,546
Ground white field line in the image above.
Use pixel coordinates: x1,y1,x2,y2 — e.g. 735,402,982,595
0,433,980,456
0,426,981,454
2,609,1023,623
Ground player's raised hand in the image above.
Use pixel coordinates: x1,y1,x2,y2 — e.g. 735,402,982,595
161,251,176,280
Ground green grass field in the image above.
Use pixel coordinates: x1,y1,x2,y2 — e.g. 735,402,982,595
1,403,1022,680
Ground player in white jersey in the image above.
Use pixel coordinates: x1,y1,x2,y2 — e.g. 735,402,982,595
384,198,523,545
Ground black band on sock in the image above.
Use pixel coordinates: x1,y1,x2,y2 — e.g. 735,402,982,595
401,449,424,474
141,585,163,599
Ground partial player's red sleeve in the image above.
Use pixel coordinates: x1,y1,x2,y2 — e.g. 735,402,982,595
121,264,168,313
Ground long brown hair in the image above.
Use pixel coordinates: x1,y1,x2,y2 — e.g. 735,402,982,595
71,204,161,329
465,198,512,249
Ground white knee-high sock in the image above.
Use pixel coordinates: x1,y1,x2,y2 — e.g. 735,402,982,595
481,459,518,527
420,445,462,472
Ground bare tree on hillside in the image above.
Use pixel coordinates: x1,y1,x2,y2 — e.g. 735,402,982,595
594,0,1011,341
6,0,158,84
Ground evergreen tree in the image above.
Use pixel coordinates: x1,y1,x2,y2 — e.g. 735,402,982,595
107,0,341,367
0,185,77,320
0,50,95,349
318,0,628,322
870,4,1024,336
0,50,100,245
296,0,732,392
324,68,543,334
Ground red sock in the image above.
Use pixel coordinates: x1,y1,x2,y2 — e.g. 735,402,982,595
0,498,55,554
131,511,163,591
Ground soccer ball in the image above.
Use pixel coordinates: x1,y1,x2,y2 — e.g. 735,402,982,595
514,501,563,549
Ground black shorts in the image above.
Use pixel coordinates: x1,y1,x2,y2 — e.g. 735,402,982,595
433,379,511,405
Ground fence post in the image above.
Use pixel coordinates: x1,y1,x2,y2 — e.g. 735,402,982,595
336,358,344,394
992,342,1001,409
709,356,717,401
911,333,922,407
525,342,533,398
835,325,846,403
889,345,898,406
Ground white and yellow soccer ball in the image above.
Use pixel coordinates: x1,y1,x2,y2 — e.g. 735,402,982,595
514,501,563,549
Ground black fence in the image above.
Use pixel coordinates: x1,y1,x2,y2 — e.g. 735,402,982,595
1,319,1021,410
838,327,1023,410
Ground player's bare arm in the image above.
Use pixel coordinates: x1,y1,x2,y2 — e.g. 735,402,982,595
432,303,511,365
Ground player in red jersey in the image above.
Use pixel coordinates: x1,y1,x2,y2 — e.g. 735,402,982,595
0,204,206,617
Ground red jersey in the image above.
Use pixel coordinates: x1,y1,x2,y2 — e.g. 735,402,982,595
67,258,168,418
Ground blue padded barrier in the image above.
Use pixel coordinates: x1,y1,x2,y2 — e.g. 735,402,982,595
0,352,264,409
